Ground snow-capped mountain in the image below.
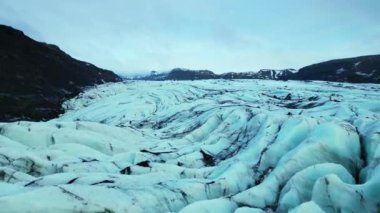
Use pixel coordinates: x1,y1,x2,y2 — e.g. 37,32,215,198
293,55,380,83
131,55,380,84
126,71,170,81
135,68,297,81
0,79,379,212
219,69,296,80
0,25,121,122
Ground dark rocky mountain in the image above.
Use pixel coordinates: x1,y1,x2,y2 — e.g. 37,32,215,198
0,25,121,122
293,55,380,83
166,68,217,80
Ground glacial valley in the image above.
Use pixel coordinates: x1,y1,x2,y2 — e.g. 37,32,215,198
0,79,379,212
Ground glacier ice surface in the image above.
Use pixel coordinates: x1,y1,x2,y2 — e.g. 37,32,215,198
0,80,379,212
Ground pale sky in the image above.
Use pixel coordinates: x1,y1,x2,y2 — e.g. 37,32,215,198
1,0,379,74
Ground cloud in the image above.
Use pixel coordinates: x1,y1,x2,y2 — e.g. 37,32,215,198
0,0,379,74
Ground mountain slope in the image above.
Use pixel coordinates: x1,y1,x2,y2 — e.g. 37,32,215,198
293,55,380,83
0,25,121,121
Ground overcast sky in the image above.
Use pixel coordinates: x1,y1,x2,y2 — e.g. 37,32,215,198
1,0,379,74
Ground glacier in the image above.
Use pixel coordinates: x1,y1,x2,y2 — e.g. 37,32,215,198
0,79,379,212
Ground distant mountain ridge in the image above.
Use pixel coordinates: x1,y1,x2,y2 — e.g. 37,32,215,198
220,69,296,80
132,68,297,81
0,25,121,121
132,55,379,83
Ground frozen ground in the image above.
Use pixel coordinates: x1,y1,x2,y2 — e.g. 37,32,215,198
0,80,379,212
